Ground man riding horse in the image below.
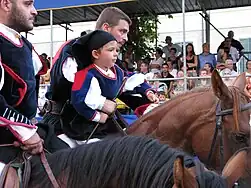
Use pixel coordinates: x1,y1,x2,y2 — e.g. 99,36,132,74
42,7,158,145
0,0,68,167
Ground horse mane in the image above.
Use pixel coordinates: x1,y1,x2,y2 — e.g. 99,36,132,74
194,159,227,188
197,170,228,188
28,136,228,188
29,136,196,188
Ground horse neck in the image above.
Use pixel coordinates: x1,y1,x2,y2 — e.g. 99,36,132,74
156,90,215,122
129,89,217,136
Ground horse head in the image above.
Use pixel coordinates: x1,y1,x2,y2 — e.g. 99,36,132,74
173,147,251,188
211,70,250,153
222,147,251,187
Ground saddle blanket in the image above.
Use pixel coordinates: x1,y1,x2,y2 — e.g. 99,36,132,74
58,134,101,148
0,162,5,176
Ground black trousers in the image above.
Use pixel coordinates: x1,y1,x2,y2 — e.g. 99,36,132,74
0,124,69,164
118,92,151,111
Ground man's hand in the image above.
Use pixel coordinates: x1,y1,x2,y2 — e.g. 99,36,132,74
147,91,159,104
101,99,117,115
14,133,44,155
99,112,109,123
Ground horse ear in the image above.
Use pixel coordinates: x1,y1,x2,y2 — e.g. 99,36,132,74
222,149,247,187
173,155,185,188
211,69,231,101
232,72,246,91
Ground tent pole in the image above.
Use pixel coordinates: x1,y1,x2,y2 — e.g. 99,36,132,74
182,0,187,91
50,9,53,68
201,13,205,44
66,24,68,41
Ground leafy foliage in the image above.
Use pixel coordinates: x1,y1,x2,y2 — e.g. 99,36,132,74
123,15,158,61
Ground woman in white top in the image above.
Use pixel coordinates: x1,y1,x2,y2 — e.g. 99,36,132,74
149,48,164,73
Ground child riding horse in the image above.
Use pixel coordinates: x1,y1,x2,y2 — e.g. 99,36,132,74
58,30,158,146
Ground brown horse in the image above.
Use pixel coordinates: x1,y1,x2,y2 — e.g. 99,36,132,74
127,70,250,172
173,147,251,188
3,136,251,188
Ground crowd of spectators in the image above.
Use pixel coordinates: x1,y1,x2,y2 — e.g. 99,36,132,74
121,30,250,103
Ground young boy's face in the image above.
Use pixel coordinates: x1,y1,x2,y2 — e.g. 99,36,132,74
159,94,166,101
95,40,119,68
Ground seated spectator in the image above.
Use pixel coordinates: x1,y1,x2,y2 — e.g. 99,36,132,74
245,77,251,99
158,91,168,104
217,37,238,70
139,61,155,83
157,82,168,95
225,59,238,76
179,61,195,89
203,62,214,76
246,60,251,76
134,59,144,73
245,60,251,99
198,43,216,70
195,68,211,88
40,53,51,69
139,62,149,74
170,70,189,98
123,43,135,72
162,36,182,58
161,63,174,96
166,60,177,77
149,48,165,73
220,67,236,86
166,48,180,70
151,73,167,92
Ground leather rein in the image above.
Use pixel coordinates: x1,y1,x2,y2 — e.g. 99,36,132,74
206,92,251,172
0,144,59,188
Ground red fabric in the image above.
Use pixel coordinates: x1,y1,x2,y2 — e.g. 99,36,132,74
52,40,72,67
72,64,94,91
134,103,151,117
2,63,27,107
33,48,48,75
0,32,23,47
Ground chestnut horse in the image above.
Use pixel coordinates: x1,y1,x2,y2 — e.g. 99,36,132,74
4,136,251,188
127,70,250,172
173,146,251,188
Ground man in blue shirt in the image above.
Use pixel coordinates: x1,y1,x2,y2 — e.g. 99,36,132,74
198,43,216,70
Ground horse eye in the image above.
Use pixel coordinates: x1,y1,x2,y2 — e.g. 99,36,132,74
233,133,247,143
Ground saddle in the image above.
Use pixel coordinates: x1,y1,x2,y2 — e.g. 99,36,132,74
0,152,31,188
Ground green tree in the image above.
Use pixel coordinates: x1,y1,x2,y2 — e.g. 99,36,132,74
123,15,158,61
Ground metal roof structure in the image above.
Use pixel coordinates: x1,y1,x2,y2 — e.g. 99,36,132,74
35,0,251,27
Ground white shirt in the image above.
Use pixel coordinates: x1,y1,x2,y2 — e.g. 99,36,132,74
162,44,182,58
150,57,164,73
229,46,239,63
169,69,178,78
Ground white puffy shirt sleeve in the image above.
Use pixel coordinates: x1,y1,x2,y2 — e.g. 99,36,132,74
62,57,78,82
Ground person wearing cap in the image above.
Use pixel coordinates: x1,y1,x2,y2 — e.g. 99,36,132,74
43,7,154,136
57,30,158,146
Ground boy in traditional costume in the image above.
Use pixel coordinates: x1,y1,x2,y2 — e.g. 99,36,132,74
59,30,158,147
